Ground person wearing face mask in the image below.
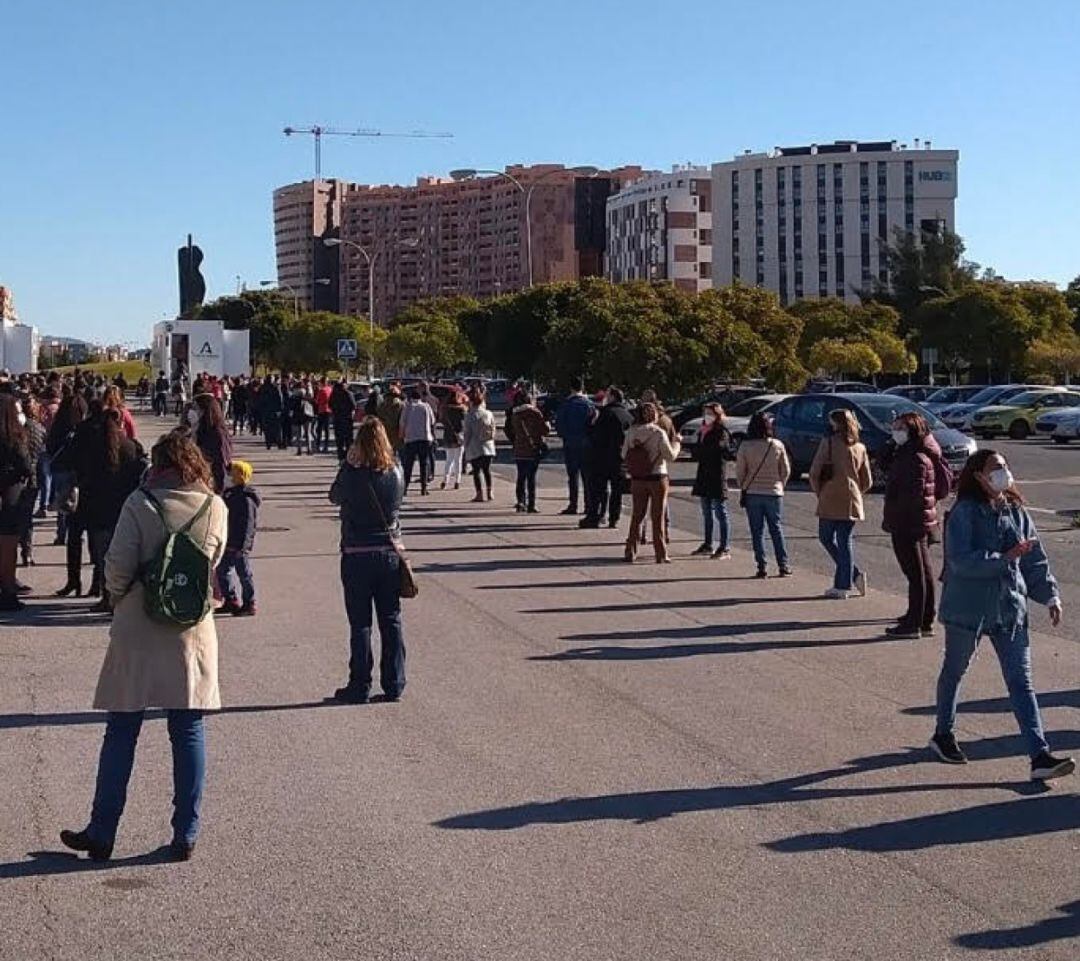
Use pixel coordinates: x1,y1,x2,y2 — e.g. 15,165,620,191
808,409,872,598
690,403,735,558
930,449,1074,781
882,412,953,638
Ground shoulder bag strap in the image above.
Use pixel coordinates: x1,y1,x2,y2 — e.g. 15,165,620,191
744,441,772,490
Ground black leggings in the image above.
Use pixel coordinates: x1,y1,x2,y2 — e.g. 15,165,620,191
471,456,492,495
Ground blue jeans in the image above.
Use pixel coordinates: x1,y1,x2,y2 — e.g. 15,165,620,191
341,551,406,697
36,457,51,512
744,494,788,570
515,458,540,509
89,710,206,846
700,497,730,551
936,622,1048,759
217,550,255,606
563,443,588,512
818,518,860,591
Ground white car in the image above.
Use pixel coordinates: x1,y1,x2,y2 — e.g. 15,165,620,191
680,394,790,459
1050,408,1080,444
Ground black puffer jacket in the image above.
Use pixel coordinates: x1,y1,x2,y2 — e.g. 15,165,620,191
691,425,734,499
883,433,948,539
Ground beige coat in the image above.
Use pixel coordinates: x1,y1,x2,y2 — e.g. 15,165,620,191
621,422,681,476
94,480,228,712
736,438,791,496
809,435,873,521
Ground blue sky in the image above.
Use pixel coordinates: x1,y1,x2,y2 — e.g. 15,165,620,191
1,0,1077,343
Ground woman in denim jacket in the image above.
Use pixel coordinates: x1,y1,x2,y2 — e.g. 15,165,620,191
931,449,1074,780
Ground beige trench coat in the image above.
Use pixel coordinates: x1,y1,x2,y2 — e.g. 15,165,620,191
94,480,228,712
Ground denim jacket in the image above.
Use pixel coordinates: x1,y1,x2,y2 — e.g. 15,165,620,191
938,498,1058,633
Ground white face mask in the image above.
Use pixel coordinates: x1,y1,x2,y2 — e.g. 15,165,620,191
891,429,909,446
703,414,717,425
187,409,200,427
987,467,1013,493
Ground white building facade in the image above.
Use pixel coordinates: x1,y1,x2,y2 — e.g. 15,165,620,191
605,167,712,293
711,140,958,305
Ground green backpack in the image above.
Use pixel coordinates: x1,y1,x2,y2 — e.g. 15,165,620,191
140,489,215,627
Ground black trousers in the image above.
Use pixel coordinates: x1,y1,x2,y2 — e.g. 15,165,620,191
891,533,936,630
334,418,354,460
471,455,493,495
587,461,624,526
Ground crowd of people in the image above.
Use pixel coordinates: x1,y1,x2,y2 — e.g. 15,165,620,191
0,363,1073,866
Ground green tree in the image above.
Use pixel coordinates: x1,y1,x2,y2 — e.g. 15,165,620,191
196,291,291,368
1065,275,1080,329
385,314,475,372
1025,330,1080,384
807,339,882,380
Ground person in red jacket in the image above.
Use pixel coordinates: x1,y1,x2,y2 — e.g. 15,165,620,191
314,377,334,454
882,411,952,638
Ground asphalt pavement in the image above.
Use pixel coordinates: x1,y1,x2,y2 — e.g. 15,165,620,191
0,414,1076,961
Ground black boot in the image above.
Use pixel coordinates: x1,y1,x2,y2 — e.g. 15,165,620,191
59,829,112,862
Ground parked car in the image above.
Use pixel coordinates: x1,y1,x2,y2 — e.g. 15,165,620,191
770,393,976,487
921,384,987,414
804,381,880,394
970,389,1080,439
882,384,938,402
669,386,764,429
679,394,790,460
1035,406,1080,441
1050,408,1080,444
939,384,1055,430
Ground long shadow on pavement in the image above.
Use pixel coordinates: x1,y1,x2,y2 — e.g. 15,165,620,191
558,618,893,645
435,731,1074,832
902,689,1080,716
416,556,629,574
0,847,176,880
0,700,351,731
475,576,756,591
531,633,900,661
954,899,1080,952
520,595,825,615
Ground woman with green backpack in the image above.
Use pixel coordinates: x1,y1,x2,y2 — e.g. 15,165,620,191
60,430,227,863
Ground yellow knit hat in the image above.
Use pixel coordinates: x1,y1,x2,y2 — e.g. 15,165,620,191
230,460,253,485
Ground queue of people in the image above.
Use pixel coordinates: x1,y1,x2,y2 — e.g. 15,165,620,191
0,362,1073,871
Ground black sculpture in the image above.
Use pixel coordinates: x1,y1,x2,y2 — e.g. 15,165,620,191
177,234,206,315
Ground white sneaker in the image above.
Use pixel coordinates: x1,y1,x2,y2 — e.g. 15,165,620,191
854,571,867,597
824,588,849,599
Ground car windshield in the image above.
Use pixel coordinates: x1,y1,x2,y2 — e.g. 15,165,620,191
727,395,775,417
926,387,959,403
1004,391,1052,407
964,386,1009,406
852,396,945,430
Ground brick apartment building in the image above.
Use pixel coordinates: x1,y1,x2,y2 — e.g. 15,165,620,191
334,164,643,323
272,179,349,312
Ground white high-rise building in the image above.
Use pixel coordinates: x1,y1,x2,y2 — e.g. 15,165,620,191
605,167,712,293
712,140,958,305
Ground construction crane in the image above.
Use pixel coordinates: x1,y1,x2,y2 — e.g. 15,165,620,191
283,124,454,179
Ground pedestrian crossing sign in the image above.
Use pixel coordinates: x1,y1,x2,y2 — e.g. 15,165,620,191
336,339,358,359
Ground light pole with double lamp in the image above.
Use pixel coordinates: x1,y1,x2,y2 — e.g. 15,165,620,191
324,236,419,383
449,166,599,288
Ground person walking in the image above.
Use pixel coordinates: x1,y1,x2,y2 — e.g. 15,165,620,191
0,395,31,611
330,380,357,460
736,412,792,579
153,371,170,418
929,449,1074,781
882,411,952,638
329,417,407,704
621,402,680,563
691,402,734,559
194,395,233,494
809,409,873,599
579,387,633,529
399,388,436,496
289,381,315,456
462,388,496,503
230,376,250,435
554,380,594,516
60,431,228,862
440,390,467,490
217,460,260,616
508,393,550,513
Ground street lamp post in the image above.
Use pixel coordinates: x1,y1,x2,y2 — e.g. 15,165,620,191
325,237,418,383
259,280,300,323
450,166,598,288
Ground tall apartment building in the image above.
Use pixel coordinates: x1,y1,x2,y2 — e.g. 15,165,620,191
336,164,642,323
712,140,958,305
605,167,712,292
272,179,350,312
